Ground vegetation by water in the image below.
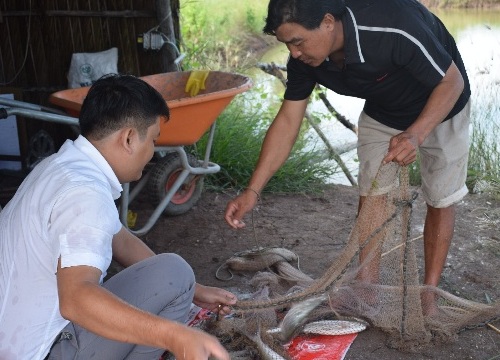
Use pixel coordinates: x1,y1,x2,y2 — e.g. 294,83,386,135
179,0,269,71
180,0,500,197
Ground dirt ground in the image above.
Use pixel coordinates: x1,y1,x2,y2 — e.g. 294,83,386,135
1,174,499,359
130,183,500,360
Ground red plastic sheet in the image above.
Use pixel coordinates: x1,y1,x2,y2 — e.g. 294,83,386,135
286,333,358,360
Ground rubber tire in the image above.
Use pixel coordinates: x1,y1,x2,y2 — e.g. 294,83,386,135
148,152,204,216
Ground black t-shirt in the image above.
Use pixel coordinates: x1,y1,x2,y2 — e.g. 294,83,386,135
284,0,471,130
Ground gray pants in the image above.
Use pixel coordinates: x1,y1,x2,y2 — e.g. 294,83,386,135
48,253,195,360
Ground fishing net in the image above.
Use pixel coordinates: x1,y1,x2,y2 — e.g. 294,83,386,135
206,162,500,359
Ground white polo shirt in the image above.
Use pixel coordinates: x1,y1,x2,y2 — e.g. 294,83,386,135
0,135,123,360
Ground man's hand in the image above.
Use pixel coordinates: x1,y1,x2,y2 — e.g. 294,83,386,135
224,190,259,229
169,324,231,360
382,131,419,166
193,284,237,317
382,61,464,168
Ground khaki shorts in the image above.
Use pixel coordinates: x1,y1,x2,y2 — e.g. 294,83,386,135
357,101,471,208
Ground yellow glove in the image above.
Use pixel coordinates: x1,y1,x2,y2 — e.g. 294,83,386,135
127,210,137,228
185,70,210,97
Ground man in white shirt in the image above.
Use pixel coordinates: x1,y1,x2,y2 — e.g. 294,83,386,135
0,74,236,360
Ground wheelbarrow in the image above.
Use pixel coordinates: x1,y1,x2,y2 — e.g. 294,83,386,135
0,71,252,236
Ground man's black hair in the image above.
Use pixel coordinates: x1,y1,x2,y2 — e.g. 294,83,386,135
79,74,170,140
263,0,346,35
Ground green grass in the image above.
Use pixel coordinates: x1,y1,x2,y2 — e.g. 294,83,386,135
179,0,269,71
181,0,268,35
466,84,500,198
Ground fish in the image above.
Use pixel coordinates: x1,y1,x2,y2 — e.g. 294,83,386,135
226,247,298,271
279,294,327,343
302,319,368,335
249,328,287,360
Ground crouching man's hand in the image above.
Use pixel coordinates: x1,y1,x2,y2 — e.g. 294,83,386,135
193,284,237,317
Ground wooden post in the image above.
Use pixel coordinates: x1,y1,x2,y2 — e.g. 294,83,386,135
155,0,180,73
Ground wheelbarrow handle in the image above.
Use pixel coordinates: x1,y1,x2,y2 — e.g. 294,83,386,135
0,97,67,115
0,107,79,127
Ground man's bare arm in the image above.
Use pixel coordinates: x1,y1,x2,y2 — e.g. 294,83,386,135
56,261,229,360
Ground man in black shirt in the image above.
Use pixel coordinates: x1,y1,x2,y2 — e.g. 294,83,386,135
225,0,470,291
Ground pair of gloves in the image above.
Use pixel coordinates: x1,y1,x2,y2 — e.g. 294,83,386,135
184,70,210,97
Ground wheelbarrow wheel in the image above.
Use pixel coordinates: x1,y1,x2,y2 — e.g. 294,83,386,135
148,152,204,216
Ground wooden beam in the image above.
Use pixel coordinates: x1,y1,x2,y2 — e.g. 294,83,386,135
0,11,34,16
45,10,155,18
0,10,155,18
155,0,179,72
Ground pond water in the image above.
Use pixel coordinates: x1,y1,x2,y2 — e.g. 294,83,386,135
253,8,500,185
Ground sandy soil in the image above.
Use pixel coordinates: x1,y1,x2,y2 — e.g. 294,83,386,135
130,183,500,359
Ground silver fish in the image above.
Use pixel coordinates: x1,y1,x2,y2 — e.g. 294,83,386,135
250,329,287,360
279,294,327,343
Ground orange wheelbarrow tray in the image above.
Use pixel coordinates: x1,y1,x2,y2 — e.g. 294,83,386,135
50,71,252,147
0,71,252,236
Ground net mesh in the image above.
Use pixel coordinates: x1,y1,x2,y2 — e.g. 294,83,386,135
206,163,500,359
